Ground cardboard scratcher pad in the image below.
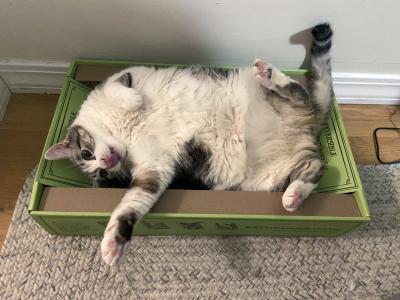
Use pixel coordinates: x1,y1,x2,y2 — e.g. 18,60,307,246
40,188,359,217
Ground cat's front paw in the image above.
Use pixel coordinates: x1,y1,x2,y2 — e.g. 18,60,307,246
101,221,130,266
103,82,144,111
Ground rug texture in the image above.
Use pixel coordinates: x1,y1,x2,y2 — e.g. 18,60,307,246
1,165,400,299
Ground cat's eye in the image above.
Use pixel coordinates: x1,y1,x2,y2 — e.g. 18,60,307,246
99,169,108,178
81,149,94,160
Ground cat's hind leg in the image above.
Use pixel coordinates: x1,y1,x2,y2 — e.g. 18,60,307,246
282,158,325,211
252,59,310,104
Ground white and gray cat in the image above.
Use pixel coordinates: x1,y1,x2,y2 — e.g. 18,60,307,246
45,23,333,265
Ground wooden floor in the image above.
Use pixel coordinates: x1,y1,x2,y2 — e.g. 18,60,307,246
0,94,399,248
341,105,400,164
0,94,58,248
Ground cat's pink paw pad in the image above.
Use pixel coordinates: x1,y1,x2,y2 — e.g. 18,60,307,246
254,59,266,74
101,224,129,266
252,59,274,84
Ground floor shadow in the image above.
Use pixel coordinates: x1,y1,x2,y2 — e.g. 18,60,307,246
215,236,257,278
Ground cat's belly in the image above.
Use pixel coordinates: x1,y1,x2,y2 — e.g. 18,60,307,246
241,129,319,192
241,135,290,190
242,106,303,191
198,104,248,189
204,94,284,190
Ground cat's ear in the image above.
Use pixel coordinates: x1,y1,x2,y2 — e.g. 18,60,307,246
44,140,71,160
117,72,132,88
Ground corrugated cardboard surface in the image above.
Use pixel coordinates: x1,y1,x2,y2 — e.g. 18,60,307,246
37,64,359,193
41,187,360,217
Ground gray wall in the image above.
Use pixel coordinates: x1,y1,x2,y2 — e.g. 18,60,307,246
0,0,399,74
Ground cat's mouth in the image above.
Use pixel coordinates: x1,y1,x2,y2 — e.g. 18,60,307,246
102,147,121,169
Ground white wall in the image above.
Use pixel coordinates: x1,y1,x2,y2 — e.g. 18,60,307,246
0,0,399,74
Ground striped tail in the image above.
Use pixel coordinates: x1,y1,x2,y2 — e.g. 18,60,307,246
309,23,333,121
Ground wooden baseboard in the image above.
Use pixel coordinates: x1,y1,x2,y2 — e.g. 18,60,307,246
0,59,68,94
333,72,400,105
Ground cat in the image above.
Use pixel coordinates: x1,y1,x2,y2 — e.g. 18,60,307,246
45,23,333,265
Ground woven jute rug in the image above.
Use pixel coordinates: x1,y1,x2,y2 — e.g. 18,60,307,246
1,165,400,299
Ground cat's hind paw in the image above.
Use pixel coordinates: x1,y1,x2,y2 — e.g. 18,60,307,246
282,190,303,212
282,180,318,212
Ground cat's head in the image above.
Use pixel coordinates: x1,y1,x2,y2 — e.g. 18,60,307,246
44,124,132,188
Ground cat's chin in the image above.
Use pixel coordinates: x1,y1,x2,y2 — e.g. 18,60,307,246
107,161,123,173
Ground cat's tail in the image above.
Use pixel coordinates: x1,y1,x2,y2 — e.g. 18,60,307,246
309,23,333,121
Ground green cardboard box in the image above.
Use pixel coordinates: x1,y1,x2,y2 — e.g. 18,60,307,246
29,60,370,237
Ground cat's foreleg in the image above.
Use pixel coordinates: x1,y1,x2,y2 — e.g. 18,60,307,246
101,72,144,111
252,59,310,104
100,160,174,265
282,158,325,211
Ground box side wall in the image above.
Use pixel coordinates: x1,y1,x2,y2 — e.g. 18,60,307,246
38,178,76,188
37,79,92,187
331,220,368,237
31,212,366,237
31,181,369,237
34,76,71,183
69,59,242,79
354,188,370,218
28,181,43,211
331,100,370,217
69,59,308,79
135,216,366,237
30,214,57,235
66,61,76,78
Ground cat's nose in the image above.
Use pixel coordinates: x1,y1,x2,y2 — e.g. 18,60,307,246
102,151,120,169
